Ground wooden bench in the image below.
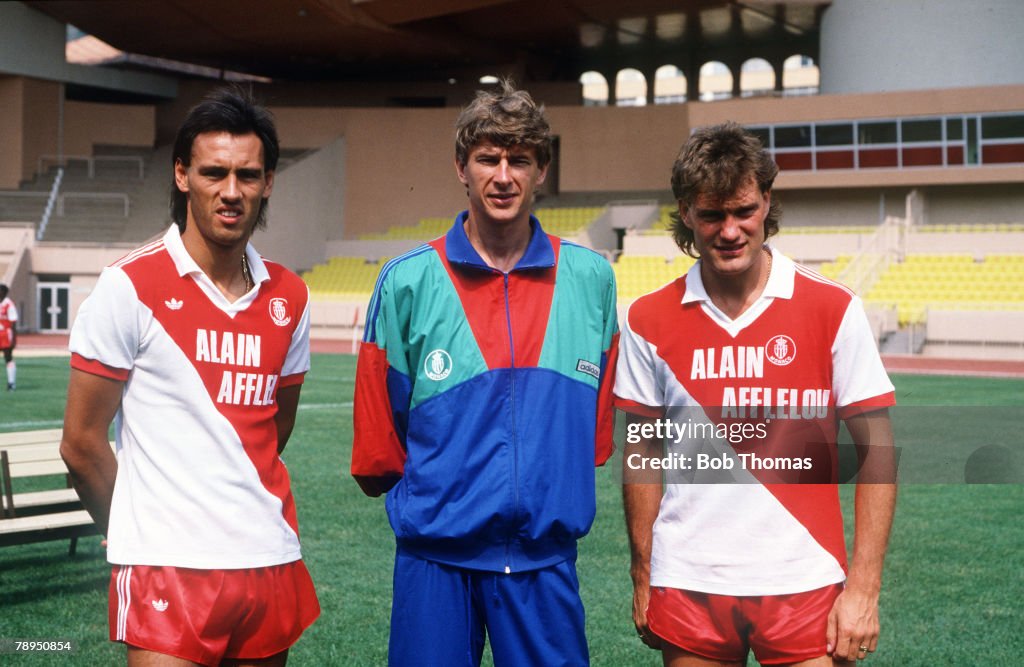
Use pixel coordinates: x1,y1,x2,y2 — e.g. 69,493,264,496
0,432,101,555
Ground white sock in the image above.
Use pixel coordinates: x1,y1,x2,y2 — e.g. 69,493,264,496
6,361,14,386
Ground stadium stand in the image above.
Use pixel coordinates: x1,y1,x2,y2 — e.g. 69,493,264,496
866,253,1024,326
613,254,697,301
302,256,388,301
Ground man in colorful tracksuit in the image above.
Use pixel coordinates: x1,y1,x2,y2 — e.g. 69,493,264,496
352,81,618,666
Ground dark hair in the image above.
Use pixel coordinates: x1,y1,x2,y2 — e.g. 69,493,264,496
0,284,7,298
170,85,279,232
669,121,781,257
454,79,552,168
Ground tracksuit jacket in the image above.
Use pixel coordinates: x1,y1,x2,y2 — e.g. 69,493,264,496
352,212,619,573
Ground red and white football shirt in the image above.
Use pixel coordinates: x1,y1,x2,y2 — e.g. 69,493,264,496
70,225,311,569
614,247,895,595
0,296,17,349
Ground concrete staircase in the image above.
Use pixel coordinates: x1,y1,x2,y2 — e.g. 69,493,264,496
0,171,55,226
37,145,172,244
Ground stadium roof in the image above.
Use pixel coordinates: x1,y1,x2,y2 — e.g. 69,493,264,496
27,0,829,82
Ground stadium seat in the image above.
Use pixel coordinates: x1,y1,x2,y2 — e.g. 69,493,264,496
866,253,1024,325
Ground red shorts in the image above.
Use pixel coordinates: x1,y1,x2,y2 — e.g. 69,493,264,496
647,583,843,665
109,561,320,666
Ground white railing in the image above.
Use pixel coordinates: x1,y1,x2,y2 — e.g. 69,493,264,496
37,154,144,179
36,168,64,241
836,215,905,297
56,192,130,217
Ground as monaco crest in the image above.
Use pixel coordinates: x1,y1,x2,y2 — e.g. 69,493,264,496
765,334,796,366
269,298,291,327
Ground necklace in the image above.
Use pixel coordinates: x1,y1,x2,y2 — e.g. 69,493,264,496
241,253,253,292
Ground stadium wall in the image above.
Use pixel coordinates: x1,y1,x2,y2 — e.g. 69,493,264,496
820,0,1024,95
258,136,347,272
31,243,133,330
0,77,60,189
0,76,155,188
0,78,25,189
264,83,1023,239
5,77,1022,237
18,78,60,188
63,100,154,155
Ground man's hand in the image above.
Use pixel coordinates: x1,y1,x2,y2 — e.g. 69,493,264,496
830,407,896,662
827,584,879,661
631,574,662,649
60,369,123,536
622,412,665,650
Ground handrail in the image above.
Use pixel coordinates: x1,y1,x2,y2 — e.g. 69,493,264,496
36,168,64,241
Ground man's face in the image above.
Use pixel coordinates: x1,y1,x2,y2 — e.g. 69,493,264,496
455,141,547,228
680,176,770,279
174,131,273,251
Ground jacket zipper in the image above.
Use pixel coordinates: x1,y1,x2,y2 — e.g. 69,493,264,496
503,270,518,574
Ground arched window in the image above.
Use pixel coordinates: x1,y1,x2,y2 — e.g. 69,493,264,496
740,58,775,98
579,71,608,107
616,68,647,106
782,55,819,97
654,65,687,104
699,61,732,101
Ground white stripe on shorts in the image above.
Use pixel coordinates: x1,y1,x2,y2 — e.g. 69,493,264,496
116,565,133,641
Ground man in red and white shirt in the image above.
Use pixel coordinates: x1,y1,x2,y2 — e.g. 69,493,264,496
0,283,17,390
616,123,896,666
61,87,318,666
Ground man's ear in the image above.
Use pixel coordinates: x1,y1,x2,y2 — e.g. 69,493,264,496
455,157,468,186
535,162,549,187
174,159,189,194
263,170,275,199
677,201,693,229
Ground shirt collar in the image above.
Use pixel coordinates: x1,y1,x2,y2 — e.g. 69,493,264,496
445,211,555,271
681,245,794,304
163,224,269,284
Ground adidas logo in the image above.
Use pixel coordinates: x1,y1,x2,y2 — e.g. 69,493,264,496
165,298,183,310
151,599,169,612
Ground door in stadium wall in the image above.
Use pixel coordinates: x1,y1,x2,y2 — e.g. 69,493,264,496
37,282,70,333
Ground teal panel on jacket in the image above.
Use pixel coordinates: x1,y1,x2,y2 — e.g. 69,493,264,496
376,248,489,409
538,243,617,390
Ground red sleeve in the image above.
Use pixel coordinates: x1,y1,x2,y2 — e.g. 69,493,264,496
351,342,407,496
278,371,306,388
837,391,896,419
594,332,619,466
70,352,130,382
612,398,664,419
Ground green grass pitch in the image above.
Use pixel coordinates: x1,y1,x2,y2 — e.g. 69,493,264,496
0,354,1021,665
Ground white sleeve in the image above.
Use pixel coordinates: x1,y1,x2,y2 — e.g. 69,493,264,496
281,287,311,379
831,296,895,408
69,267,142,371
7,300,17,324
614,311,664,409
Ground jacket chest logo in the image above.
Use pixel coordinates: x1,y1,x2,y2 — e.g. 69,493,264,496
424,349,453,381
